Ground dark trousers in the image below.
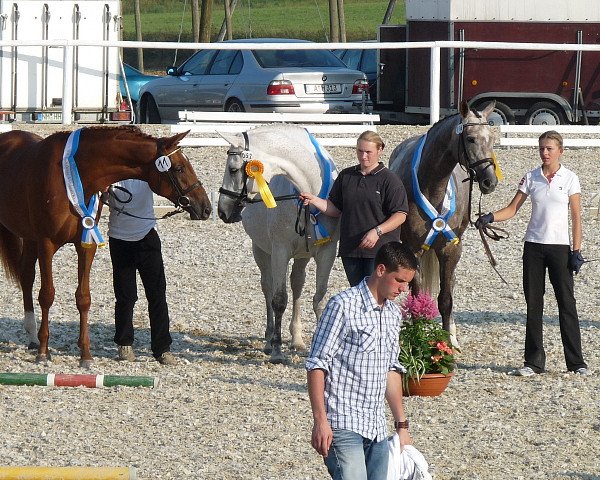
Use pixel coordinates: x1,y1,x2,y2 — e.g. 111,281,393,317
522,242,586,372
109,229,172,358
341,257,376,287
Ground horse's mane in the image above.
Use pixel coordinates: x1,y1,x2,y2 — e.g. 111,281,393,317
47,125,155,143
428,106,482,137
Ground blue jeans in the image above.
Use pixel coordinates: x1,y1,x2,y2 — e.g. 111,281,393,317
341,257,375,287
324,429,389,480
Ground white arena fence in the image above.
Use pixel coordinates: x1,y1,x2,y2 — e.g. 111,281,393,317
3,39,600,126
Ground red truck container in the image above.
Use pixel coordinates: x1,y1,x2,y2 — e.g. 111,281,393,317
376,0,600,125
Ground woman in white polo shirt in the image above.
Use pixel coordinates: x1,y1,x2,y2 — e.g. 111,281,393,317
475,130,588,376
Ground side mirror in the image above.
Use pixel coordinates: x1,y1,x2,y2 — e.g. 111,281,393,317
166,67,177,76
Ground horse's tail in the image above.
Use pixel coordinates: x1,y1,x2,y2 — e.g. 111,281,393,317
0,224,22,284
419,249,440,299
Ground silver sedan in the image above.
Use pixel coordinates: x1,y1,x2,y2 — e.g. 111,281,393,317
137,38,370,123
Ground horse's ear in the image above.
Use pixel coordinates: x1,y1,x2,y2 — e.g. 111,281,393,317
459,99,470,118
162,130,189,150
217,131,245,148
481,100,496,119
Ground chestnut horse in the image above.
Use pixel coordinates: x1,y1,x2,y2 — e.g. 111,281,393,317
0,126,212,367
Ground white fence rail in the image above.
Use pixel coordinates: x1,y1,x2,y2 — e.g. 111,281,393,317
4,39,600,126
499,125,600,148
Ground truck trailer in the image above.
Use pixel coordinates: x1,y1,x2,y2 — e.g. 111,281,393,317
0,0,124,123
376,0,600,125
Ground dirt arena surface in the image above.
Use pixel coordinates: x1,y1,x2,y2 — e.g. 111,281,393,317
0,123,598,479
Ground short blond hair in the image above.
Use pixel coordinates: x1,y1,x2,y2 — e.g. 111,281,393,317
357,130,385,150
538,130,563,149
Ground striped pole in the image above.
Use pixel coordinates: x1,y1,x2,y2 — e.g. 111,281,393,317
0,373,158,388
0,466,136,479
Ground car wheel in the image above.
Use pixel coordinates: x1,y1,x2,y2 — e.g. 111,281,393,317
226,99,245,113
142,95,162,124
526,101,566,125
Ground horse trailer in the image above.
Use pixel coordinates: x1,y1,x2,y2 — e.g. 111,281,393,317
0,0,125,123
376,0,600,125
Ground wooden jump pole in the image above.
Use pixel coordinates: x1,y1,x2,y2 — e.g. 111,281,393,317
0,466,136,479
0,373,158,388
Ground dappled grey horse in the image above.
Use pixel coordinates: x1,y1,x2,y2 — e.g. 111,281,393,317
389,100,500,346
218,125,340,363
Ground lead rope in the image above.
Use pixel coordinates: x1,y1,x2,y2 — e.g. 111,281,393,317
294,203,312,252
472,191,510,285
101,186,185,221
457,127,510,285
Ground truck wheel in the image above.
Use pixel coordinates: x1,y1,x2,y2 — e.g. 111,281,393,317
526,102,565,125
142,96,162,124
226,99,245,112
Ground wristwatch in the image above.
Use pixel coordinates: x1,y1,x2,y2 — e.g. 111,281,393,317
394,419,409,430
375,225,383,237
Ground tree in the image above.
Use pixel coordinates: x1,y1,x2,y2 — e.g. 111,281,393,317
199,0,214,43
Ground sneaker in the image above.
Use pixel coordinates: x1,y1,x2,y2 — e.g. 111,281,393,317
117,345,135,362
574,367,590,375
508,366,536,377
156,351,178,366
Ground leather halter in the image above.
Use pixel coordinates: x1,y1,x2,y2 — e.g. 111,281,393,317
456,120,495,183
218,132,297,205
160,147,204,210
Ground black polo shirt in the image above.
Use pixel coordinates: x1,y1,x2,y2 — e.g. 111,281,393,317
329,162,408,258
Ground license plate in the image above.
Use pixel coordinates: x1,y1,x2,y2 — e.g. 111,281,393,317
36,112,62,122
305,83,341,94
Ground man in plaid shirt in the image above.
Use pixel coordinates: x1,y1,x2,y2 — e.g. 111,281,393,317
306,241,417,480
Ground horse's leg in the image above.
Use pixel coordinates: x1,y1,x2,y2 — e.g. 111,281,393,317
269,248,291,364
20,241,39,349
35,241,57,364
289,257,309,352
313,244,337,321
252,243,274,355
74,242,97,368
436,243,463,348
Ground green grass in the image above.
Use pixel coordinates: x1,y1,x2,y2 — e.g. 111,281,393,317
121,0,406,68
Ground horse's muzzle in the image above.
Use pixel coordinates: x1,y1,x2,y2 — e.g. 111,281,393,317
479,177,497,194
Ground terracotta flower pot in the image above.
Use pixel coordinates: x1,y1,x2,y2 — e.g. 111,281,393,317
403,372,454,397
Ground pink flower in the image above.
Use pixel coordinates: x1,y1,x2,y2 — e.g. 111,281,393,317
401,291,440,321
436,341,453,355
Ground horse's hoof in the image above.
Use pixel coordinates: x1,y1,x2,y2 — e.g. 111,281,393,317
35,353,51,365
290,341,307,352
269,350,286,364
263,343,273,355
27,342,39,350
79,359,93,369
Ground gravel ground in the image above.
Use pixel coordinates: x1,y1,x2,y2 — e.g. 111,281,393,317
0,123,598,480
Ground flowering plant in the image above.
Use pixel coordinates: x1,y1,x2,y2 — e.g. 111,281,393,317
399,291,457,390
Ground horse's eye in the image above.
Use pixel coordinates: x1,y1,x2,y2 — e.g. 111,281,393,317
174,165,184,173
467,136,476,144
229,168,239,174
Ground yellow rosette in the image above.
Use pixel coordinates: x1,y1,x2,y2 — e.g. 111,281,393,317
245,159,277,208
492,152,504,181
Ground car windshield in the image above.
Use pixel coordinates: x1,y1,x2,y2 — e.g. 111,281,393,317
253,49,346,68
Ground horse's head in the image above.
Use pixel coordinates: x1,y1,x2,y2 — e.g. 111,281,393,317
149,131,212,220
457,100,498,194
217,130,284,223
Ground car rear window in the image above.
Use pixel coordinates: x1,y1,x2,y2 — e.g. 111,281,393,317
253,49,346,68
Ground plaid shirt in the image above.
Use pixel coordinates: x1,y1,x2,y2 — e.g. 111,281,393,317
306,278,404,442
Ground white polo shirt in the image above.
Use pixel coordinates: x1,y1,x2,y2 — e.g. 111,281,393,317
518,165,580,245
107,179,157,241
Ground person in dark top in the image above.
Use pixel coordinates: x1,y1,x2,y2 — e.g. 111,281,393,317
300,130,409,286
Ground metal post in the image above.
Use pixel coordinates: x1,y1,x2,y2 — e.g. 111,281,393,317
62,42,74,125
429,45,441,125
